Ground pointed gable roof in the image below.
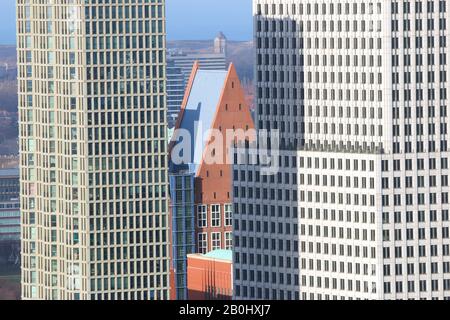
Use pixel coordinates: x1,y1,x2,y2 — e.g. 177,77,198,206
179,69,228,173
170,62,228,174
170,62,255,177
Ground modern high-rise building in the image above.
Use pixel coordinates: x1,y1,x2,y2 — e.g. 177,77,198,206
233,0,450,300
17,0,170,300
0,168,20,267
167,60,186,128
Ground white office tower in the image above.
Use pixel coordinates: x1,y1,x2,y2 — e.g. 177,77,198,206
233,0,450,300
17,0,170,300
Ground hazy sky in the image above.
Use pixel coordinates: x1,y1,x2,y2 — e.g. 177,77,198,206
167,0,252,41
0,1,16,44
0,0,252,45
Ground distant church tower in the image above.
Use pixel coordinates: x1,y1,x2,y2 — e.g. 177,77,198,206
214,32,227,56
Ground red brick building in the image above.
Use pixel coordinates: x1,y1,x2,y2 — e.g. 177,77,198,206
173,62,255,254
187,250,233,300
193,63,255,254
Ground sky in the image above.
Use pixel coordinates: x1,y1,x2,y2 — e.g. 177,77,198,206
0,0,252,45
0,1,16,45
166,0,252,41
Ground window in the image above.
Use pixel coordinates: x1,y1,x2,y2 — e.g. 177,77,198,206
198,233,207,254
211,232,221,250
211,204,221,227
225,204,233,227
225,232,233,250
197,205,207,228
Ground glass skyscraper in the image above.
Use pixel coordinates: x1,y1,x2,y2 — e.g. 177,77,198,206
17,0,170,300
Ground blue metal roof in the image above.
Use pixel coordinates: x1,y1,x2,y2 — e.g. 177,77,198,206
204,249,233,262
176,69,227,174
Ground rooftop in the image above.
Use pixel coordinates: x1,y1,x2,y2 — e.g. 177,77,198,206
215,32,227,40
175,68,228,174
168,52,226,59
204,250,233,262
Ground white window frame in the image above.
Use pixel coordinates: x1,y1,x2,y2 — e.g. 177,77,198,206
211,232,221,250
198,232,208,254
225,231,233,250
211,204,221,227
197,205,207,228
224,204,233,227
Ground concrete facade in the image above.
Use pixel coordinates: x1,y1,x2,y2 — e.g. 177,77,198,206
233,0,450,300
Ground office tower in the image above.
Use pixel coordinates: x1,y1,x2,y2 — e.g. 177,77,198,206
17,0,170,300
0,168,20,266
167,60,186,128
233,0,450,300
169,63,254,299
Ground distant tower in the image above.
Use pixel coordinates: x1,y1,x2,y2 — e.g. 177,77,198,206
214,32,227,56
